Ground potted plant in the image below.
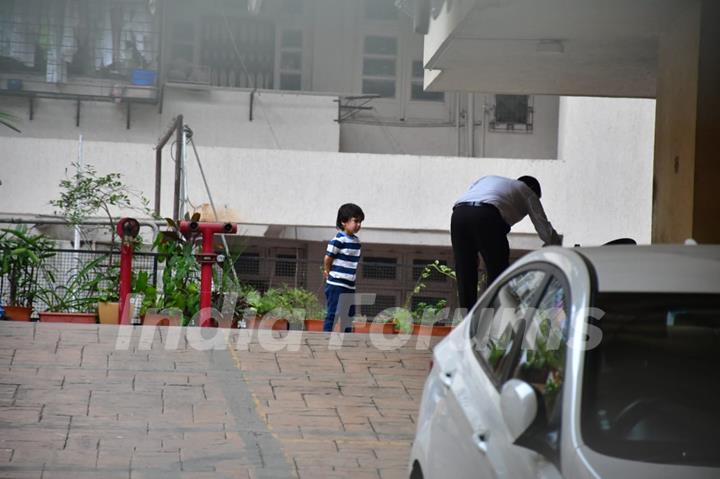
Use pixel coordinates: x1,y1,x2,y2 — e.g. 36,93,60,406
412,299,452,337
274,287,323,331
391,260,456,335
244,289,289,330
95,263,122,324
0,227,55,320
152,218,201,326
50,162,153,321
304,308,326,332
352,313,396,334
36,255,107,323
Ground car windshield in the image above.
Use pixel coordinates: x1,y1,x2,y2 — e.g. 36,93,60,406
581,293,720,467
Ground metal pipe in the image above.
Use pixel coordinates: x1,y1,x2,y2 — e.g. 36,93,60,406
155,147,162,216
0,216,159,241
173,115,183,220
455,92,461,156
467,93,476,157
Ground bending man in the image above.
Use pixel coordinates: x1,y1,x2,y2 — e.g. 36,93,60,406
451,175,561,310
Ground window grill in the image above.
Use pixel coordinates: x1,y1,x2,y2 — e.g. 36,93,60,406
0,0,160,87
361,294,397,319
198,15,275,89
362,256,397,280
274,254,297,278
490,95,534,132
235,253,260,275
412,259,449,282
410,295,445,310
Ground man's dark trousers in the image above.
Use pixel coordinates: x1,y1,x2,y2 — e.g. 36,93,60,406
451,204,511,310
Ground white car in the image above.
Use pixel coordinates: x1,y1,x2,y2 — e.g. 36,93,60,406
410,245,720,479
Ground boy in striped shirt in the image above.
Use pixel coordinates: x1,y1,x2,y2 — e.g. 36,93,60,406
323,203,364,332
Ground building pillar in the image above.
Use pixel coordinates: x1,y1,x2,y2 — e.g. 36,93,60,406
653,0,720,243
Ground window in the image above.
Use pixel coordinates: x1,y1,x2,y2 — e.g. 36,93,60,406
362,294,398,319
410,61,444,102
0,0,159,85
471,270,546,382
200,16,275,89
490,95,534,132
235,253,260,275
362,257,397,280
274,254,297,277
581,293,720,467
512,276,568,454
279,29,303,90
171,22,196,63
362,35,397,98
364,0,398,20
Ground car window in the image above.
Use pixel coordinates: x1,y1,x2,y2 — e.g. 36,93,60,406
582,293,720,467
512,276,569,450
471,270,546,382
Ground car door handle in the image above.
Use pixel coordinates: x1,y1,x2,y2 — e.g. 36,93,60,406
473,430,489,454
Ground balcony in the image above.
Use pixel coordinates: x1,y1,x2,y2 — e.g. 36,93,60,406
0,0,160,103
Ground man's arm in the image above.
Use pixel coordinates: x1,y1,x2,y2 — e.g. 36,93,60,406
526,195,562,246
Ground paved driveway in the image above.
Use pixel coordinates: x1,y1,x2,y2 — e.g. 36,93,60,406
0,322,439,479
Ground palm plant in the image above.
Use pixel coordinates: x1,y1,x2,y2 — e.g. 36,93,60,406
0,227,55,308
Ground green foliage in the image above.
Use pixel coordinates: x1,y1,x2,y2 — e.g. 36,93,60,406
241,286,323,326
50,162,153,246
153,218,200,325
36,255,108,313
0,227,55,307
412,299,448,324
132,270,158,317
391,260,456,332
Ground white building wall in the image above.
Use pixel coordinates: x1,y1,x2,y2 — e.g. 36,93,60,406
0,87,339,152
0,96,655,247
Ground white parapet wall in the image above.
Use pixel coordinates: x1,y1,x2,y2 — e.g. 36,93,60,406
0,96,655,247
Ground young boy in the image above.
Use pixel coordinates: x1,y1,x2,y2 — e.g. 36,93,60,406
323,203,364,332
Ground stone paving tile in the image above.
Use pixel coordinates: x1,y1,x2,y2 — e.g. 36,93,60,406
0,322,441,478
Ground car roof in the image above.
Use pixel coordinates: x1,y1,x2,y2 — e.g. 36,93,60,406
574,245,720,294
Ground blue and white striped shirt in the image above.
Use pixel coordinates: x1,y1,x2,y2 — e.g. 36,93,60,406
325,232,361,290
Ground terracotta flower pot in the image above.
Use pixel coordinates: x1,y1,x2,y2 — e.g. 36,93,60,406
97,302,120,325
303,319,325,332
351,321,396,334
412,323,453,337
39,312,97,324
4,305,32,321
246,316,289,331
142,313,181,327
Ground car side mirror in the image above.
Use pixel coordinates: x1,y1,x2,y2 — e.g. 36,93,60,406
500,379,538,441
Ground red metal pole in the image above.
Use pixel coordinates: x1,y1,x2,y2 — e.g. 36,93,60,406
116,218,140,325
178,221,237,328
118,239,133,325
199,231,215,327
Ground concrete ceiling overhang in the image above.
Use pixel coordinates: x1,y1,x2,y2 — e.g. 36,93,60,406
424,0,683,97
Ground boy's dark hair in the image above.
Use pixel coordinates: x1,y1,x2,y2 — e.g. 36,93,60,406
336,203,365,229
517,175,542,198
